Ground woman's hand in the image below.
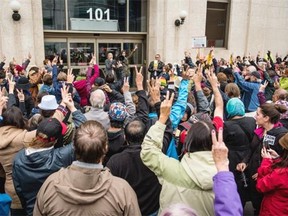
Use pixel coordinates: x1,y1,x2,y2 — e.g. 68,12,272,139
267,148,280,159
159,91,174,124
261,147,272,159
236,162,247,172
211,128,229,172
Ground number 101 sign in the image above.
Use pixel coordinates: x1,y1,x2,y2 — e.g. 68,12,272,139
86,8,110,21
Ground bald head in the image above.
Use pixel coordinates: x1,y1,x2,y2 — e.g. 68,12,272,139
273,88,288,102
90,89,105,108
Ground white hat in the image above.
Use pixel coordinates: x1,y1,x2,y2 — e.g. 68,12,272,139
38,95,58,110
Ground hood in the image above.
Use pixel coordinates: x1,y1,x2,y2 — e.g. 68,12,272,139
181,151,217,190
0,126,23,149
73,80,86,91
54,165,111,205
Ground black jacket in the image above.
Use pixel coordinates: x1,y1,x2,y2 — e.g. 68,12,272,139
106,145,161,216
243,125,288,175
12,144,75,216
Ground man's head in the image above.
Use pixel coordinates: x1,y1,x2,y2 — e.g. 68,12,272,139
155,54,161,60
74,120,108,163
107,52,113,59
273,88,288,102
90,89,105,109
29,118,63,148
38,95,58,118
108,102,128,128
250,71,261,82
124,120,145,145
105,73,115,83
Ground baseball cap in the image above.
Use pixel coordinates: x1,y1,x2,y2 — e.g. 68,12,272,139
36,118,62,142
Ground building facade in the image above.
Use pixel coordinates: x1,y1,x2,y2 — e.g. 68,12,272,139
0,0,287,75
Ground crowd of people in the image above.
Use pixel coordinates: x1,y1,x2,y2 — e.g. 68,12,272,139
0,48,288,216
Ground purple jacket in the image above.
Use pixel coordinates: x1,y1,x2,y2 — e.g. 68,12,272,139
213,171,243,216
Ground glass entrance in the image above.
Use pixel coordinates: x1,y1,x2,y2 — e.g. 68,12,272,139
44,37,145,85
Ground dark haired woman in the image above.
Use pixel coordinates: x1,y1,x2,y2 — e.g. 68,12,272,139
256,136,288,216
0,106,36,215
118,45,137,78
237,103,288,215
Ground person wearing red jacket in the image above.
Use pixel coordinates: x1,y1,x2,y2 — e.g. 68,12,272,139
73,54,99,107
256,133,288,216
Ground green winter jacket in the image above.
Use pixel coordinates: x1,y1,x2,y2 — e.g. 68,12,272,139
141,121,217,216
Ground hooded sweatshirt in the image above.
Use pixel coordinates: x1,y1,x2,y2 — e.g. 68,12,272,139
33,164,141,216
0,126,36,209
141,121,217,216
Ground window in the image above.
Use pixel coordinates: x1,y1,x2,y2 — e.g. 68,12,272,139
98,43,122,65
42,0,147,32
129,0,147,32
44,42,68,65
42,0,66,30
70,43,94,66
205,1,229,48
68,0,127,32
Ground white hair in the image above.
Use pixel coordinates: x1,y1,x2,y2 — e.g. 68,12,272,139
90,89,105,108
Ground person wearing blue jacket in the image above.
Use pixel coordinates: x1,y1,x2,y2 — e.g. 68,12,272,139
166,73,189,159
233,66,261,112
12,99,86,216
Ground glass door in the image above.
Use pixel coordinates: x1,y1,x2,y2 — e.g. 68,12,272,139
44,38,68,66
44,37,146,84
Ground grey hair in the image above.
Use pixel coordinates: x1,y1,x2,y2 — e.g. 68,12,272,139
90,89,105,108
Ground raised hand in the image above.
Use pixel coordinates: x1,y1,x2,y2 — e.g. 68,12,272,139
211,128,229,172
193,64,203,86
61,84,74,110
159,90,174,124
8,76,15,94
0,96,8,115
122,77,130,93
66,68,75,84
135,66,143,90
206,66,218,89
147,78,160,106
52,56,58,66
259,80,268,92
28,52,32,60
16,89,25,102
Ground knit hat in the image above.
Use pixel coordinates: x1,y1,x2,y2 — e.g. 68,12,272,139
16,76,30,90
226,98,245,118
251,71,261,79
94,77,105,86
15,65,24,72
36,118,62,143
108,102,128,121
38,95,58,110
